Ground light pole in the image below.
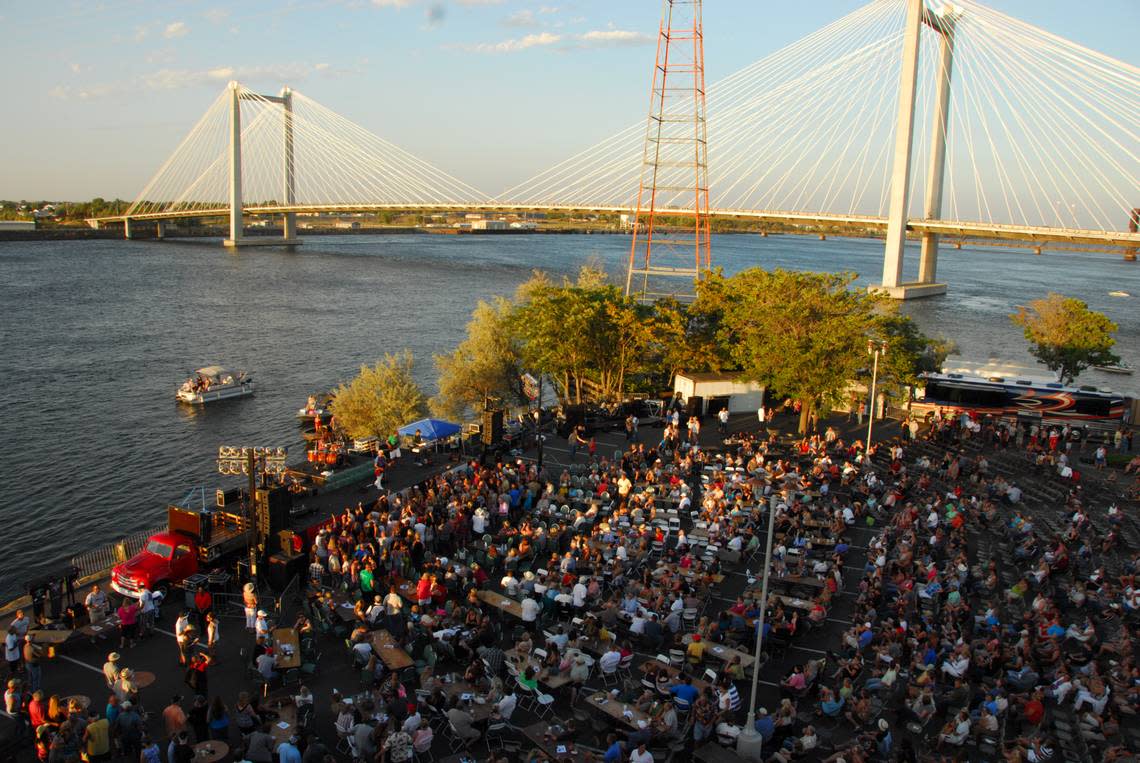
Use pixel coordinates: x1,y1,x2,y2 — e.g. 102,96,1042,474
736,491,778,759
866,340,888,449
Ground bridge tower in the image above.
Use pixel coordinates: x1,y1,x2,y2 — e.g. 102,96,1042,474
625,0,711,302
878,0,960,299
223,81,300,248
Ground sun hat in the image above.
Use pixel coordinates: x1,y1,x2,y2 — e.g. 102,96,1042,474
108,652,121,662
879,719,889,731
257,610,268,617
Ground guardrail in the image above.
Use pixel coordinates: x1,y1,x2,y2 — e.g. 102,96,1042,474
70,525,167,581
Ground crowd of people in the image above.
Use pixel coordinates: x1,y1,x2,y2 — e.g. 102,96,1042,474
2,400,1137,763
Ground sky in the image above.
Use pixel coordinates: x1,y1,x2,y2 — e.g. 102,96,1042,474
1,0,1136,201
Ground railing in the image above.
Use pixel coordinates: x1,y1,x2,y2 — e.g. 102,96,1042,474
70,524,167,581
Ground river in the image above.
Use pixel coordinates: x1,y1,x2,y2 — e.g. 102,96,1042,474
0,232,1136,600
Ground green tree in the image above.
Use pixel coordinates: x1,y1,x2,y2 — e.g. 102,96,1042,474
1011,293,1119,384
330,351,427,440
875,313,956,392
431,297,524,420
697,268,887,433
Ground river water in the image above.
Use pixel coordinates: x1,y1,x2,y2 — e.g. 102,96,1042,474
0,232,1136,600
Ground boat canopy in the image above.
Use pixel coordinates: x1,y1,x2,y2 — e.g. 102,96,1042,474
398,418,461,442
195,366,230,379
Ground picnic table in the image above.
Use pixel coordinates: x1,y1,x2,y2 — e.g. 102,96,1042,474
192,740,229,763
273,628,302,670
79,614,121,640
770,594,815,613
638,661,712,692
26,628,72,645
768,575,826,592
585,692,651,731
476,589,525,619
269,704,298,745
504,648,572,689
440,680,494,722
682,635,756,669
370,630,414,670
519,721,586,761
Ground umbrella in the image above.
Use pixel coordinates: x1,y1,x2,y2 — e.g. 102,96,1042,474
397,418,461,442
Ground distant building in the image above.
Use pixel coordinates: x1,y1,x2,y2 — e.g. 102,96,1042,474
510,221,537,230
471,219,508,230
0,220,36,231
619,214,635,229
335,220,360,229
464,213,485,221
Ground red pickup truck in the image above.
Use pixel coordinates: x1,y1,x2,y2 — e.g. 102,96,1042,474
111,506,253,598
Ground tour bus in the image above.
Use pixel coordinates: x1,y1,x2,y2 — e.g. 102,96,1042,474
914,372,1129,432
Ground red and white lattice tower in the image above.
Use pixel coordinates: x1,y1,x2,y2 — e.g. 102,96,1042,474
625,0,711,302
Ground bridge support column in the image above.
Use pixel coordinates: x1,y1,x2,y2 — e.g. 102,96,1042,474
123,218,134,240
156,221,167,240
875,0,952,300
917,25,954,289
224,81,244,248
280,87,299,246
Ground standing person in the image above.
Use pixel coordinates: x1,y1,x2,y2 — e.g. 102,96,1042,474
116,701,144,761
204,613,220,660
174,612,194,665
243,584,259,632
102,653,121,690
254,610,270,644
137,586,156,638
717,407,729,436
188,696,209,743
185,653,209,698
757,405,766,426
4,628,20,679
85,585,109,624
163,695,187,741
83,707,111,763
857,400,867,426
207,697,230,741
22,635,43,693
117,597,139,649
193,587,213,628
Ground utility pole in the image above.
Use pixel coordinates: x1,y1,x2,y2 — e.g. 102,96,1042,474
866,340,888,449
736,491,778,760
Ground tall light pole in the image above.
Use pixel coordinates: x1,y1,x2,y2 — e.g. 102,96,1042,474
736,491,778,760
866,340,888,449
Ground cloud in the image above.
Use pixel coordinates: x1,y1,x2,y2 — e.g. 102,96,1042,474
163,21,189,39
538,5,559,12
50,62,352,100
371,0,414,6
462,31,561,53
455,0,504,5
459,27,653,54
503,9,537,27
573,29,654,47
204,8,230,24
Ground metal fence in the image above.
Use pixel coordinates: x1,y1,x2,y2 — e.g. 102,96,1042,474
70,524,167,581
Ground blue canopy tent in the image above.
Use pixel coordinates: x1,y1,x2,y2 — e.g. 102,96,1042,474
398,417,461,442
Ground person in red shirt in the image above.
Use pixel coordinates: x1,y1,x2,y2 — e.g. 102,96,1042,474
194,587,213,626
117,598,139,649
1021,688,1045,727
415,574,433,606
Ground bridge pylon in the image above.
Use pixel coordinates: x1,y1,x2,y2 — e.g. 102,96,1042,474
624,0,711,302
223,81,301,248
877,0,960,299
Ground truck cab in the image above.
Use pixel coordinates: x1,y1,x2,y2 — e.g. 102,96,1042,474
111,531,200,598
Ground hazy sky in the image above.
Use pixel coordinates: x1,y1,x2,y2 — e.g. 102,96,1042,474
1,0,1136,201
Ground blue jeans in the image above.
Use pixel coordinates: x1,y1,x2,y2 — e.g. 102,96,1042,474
26,662,42,693
694,720,713,742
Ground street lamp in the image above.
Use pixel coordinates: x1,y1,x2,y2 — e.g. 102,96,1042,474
866,340,888,450
736,491,778,760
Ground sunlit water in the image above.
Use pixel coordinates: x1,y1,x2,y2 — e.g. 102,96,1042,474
0,232,1136,600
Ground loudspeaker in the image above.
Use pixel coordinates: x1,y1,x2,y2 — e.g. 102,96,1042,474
255,487,291,540
482,409,504,446
265,552,307,591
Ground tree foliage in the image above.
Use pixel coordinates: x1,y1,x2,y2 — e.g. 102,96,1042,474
330,351,427,440
696,269,890,433
1011,293,1119,383
431,297,524,420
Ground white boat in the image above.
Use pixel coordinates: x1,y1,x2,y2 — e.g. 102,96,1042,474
1093,361,1133,375
1108,291,1130,297
177,366,254,404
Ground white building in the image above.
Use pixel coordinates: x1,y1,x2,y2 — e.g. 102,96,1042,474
673,372,765,415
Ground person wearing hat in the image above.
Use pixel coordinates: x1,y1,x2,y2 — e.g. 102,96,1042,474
102,653,122,690
242,583,259,631
254,610,270,643
686,633,706,666
174,612,194,665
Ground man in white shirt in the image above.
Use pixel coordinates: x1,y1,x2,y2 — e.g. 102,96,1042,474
629,742,654,763
138,587,155,637
501,573,520,597
629,613,647,636
520,596,540,628
599,646,621,675
402,706,422,734
572,578,588,609
496,688,517,721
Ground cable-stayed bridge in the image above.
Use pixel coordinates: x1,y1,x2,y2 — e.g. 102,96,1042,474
89,0,1140,298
